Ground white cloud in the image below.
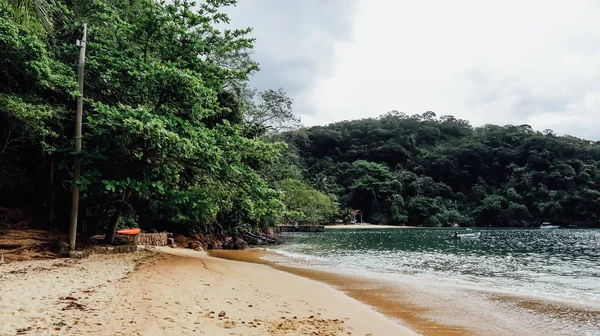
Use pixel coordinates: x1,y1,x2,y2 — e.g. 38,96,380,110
302,0,600,139
224,0,359,117
225,0,600,139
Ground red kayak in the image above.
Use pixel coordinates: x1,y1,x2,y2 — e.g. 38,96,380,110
116,228,141,235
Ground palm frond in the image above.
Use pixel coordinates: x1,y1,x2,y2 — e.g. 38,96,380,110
2,0,57,33
33,0,55,32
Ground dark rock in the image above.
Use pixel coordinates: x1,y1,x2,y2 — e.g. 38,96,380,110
69,249,92,259
53,238,70,255
174,234,189,245
188,241,200,249
166,232,174,239
90,244,137,255
234,238,248,250
242,232,278,246
167,238,175,245
135,233,168,246
207,240,223,250
218,311,226,317
114,235,131,245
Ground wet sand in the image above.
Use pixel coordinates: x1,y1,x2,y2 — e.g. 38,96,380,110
211,250,600,336
0,248,415,336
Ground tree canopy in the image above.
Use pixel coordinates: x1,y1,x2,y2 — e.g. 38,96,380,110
288,111,600,228
0,0,336,244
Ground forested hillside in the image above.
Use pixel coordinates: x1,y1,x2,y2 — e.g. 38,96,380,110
0,0,336,242
290,111,600,228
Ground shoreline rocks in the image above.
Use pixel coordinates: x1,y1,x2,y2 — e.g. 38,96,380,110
169,231,279,252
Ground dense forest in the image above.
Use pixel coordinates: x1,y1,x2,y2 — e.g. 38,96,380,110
286,111,600,228
0,0,336,244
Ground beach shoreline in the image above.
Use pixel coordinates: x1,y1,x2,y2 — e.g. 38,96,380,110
218,248,600,336
4,245,598,336
1,247,416,336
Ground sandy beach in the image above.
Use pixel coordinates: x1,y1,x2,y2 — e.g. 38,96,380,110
0,247,415,336
212,250,600,336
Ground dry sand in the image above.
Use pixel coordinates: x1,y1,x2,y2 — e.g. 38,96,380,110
0,247,415,336
0,230,63,262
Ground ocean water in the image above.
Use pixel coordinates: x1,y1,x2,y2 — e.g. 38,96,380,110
270,228,600,306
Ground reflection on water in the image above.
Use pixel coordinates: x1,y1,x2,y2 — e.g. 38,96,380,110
272,228,600,304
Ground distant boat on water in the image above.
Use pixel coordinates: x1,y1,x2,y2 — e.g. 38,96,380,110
453,230,481,240
540,222,560,229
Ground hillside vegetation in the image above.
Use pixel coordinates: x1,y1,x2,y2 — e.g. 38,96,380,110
290,111,600,227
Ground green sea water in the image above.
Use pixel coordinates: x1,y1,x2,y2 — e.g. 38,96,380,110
272,228,600,304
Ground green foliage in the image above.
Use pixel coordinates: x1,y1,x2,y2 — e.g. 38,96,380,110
1,0,58,33
289,112,600,228
241,87,301,137
0,0,292,239
276,178,338,224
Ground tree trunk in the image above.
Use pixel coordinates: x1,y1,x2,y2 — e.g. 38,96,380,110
69,23,87,250
104,212,121,244
104,188,129,244
48,160,54,229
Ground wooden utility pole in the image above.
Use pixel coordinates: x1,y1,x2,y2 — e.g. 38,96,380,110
69,23,87,251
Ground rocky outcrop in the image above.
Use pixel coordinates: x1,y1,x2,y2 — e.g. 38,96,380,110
134,232,168,246
169,231,278,251
70,244,137,259
173,234,189,245
234,237,248,250
187,240,204,251
222,236,234,249
241,232,278,246
53,238,70,255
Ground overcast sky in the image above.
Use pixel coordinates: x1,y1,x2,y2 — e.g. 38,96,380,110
226,0,600,139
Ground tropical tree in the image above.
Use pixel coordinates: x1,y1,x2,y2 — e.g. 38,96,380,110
0,0,292,244
2,0,57,32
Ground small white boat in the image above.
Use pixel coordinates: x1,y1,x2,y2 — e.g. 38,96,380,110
454,231,481,239
540,225,560,229
540,222,559,229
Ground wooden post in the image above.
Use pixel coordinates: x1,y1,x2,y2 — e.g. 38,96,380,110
69,23,87,251
48,160,54,228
